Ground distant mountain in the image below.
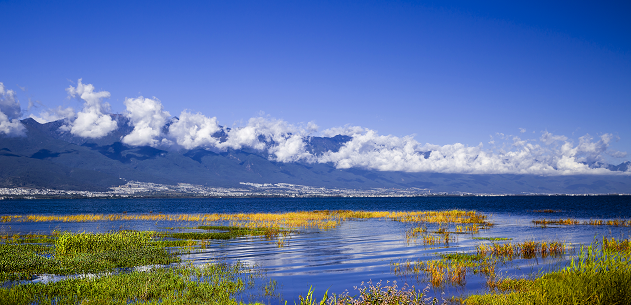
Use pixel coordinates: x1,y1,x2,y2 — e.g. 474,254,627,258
1,118,630,194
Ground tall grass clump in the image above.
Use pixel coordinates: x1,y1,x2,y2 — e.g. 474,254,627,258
55,231,152,256
466,239,631,305
476,240,566,259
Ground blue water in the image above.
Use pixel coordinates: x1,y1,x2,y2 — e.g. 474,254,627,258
2,196,630,218
2,196,631,302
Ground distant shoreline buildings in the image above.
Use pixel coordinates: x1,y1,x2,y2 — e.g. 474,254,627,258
0,181,628,200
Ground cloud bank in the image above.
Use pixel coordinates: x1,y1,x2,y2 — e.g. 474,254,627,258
3,79,630,175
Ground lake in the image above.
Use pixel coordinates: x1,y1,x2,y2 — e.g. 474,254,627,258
2,196,630,302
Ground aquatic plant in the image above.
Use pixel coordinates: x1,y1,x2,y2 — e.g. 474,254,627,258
475,240,566,259
55,231,153,256
392,253,495,288
1,210,494,230
466,238,631,305
0,261,266,305
389,210,492,226
0,232,179,283
533,218,631,227
602,237,631,252
324,280,444,305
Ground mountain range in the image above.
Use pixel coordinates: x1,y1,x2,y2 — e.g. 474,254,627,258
1,117,630,194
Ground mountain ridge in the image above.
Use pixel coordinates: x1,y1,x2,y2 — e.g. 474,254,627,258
1,118,630,194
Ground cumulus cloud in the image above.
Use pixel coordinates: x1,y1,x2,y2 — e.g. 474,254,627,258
0,82,25,136
167,111,222,149
62,79,117,138
122,97,170,146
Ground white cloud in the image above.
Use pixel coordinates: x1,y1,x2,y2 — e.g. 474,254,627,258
63,79,117,138
30,106,76,124
165,114,317,162
315,129,623,175
122,97,170,146
5,80,630,176
167,111,222,149
221,117,316,162
322,125,366,137
540,131,568,145
0,82,25,136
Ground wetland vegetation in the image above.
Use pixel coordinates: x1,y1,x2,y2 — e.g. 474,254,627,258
1,208,631,304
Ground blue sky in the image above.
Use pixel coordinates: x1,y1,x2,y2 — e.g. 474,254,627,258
1,0,630,168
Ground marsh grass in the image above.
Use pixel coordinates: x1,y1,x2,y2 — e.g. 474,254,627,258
406,222,483,246
392,239,567,288
2,210,493,230
159,225,294,247
533,218,631,227
0,262,266,305
0,231,180,283
602,237,631,252
392,252,498,288
476,240,566,259
55,231,153,256
466,239,631,305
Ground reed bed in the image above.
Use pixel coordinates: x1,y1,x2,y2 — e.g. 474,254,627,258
392,253,496,287
466,239,631,305
476,240,566,259
405,230,455,246
1,210,493,230
389,210,491,226
533,218,631,227
602,237,631,252
392,239,567,289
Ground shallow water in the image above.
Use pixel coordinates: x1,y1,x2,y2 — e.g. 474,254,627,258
2,196,630,302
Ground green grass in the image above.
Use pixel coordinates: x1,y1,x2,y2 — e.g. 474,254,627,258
162,225,292,241
0,230,281,304
0,232,179,283
55,231,153,256
0,262,265,305
466,241,631,305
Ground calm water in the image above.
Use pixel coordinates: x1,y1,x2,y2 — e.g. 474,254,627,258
2,196,631,302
